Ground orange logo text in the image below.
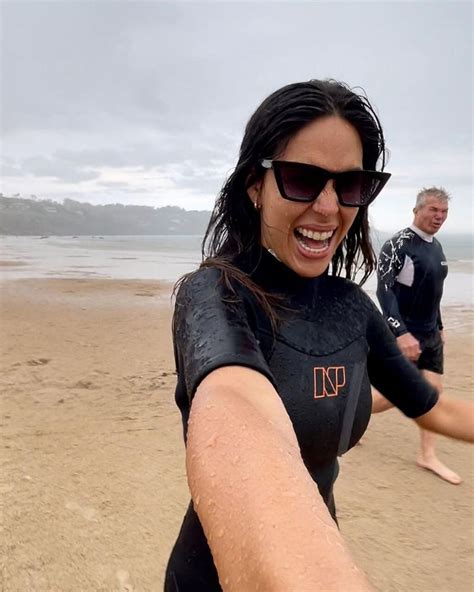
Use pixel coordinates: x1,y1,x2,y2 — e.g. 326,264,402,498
313,366,346,398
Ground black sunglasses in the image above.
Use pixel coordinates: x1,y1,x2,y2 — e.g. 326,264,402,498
260,159,391,207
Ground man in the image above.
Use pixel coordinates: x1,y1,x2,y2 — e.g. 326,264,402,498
372,186,461,484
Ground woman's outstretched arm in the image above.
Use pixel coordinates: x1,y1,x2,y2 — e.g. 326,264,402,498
186,366,374,591
415,397,474,442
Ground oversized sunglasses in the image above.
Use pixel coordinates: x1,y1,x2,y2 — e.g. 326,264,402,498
260,159,391,207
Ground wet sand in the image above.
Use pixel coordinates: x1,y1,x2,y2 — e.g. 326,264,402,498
1,278,472,591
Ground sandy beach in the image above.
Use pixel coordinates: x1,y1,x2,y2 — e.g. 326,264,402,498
1,276,472,591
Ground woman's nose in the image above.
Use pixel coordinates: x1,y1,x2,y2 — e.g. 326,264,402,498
311,180,339,216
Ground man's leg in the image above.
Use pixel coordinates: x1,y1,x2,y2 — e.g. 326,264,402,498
416,369,462,484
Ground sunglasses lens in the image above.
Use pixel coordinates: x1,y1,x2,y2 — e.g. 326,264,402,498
338,171,381,206
278,163,326,201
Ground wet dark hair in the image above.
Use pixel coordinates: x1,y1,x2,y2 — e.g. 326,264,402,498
176,79,387,323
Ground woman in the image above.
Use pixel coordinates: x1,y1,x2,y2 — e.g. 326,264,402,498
165,80,473,591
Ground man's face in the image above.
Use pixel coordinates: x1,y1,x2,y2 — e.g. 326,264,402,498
413,195,449,235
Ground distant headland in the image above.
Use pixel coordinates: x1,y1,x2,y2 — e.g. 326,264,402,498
0,195,212,236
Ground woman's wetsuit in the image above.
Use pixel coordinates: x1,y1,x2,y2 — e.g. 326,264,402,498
165,247,438,591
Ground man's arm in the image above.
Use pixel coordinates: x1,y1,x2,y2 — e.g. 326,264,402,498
377,238,421,360
376,238,407,336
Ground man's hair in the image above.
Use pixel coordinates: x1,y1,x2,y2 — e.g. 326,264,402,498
415,186,451,208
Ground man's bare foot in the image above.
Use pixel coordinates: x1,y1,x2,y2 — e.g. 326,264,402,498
417,457,462,484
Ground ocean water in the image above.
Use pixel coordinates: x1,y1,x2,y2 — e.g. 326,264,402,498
0,235,203,283
1,234,472,307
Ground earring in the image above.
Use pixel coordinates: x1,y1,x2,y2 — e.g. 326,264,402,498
253,202,261,210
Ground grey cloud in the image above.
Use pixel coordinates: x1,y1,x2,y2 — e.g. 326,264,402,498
388,169,473,191
49,125,238,170
96,180,153,194
4,2,470,139
22,156,100,183
1,1,471,229
1,158,22,176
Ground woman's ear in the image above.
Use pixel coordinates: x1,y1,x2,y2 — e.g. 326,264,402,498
246,172,262,207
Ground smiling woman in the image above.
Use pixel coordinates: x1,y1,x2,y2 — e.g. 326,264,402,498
248,115,384,279
164,80,474,591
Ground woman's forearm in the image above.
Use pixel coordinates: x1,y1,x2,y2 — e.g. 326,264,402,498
187,367,374,591
415,397,474,442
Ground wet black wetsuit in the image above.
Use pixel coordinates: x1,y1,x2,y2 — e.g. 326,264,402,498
165,247,438,591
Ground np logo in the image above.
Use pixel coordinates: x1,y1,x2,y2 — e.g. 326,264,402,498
313,366,346,399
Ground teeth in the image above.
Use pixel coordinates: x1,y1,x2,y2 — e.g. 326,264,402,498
296,227,334,240
298,241,328,254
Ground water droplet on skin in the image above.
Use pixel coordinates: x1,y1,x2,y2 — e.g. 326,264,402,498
205,433,217,447
194,495,201,506
217,528,225,538
209,471,216,478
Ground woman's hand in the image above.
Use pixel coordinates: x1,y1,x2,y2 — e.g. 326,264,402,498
186,366,374,591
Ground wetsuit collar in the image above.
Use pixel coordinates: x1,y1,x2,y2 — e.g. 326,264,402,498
236,245,326,299
410,224,434,243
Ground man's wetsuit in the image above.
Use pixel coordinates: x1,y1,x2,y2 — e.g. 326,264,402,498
376,225,448,372
165,247,438,591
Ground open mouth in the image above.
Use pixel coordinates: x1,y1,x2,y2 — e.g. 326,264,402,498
294,227,334,254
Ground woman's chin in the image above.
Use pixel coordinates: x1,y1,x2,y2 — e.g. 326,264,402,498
288,252,331,278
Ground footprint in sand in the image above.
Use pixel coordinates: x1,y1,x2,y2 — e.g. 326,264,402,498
65,500,98,522
73,379,98,389
26,358,51,366
116,569,134,592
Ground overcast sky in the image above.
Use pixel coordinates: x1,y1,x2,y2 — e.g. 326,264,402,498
1,0,472,233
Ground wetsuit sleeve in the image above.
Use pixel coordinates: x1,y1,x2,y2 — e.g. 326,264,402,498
173,268,276,400
376,239,408,337
366,304,438,418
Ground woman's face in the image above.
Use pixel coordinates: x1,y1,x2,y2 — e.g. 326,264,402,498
248,115,363,278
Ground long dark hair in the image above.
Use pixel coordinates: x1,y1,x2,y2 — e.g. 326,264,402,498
177,80,387,322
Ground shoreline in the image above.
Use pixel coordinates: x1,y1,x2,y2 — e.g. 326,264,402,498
1,277,472,591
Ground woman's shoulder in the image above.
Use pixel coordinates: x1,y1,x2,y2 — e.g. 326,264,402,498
174,263,251,312
176,266,223,297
